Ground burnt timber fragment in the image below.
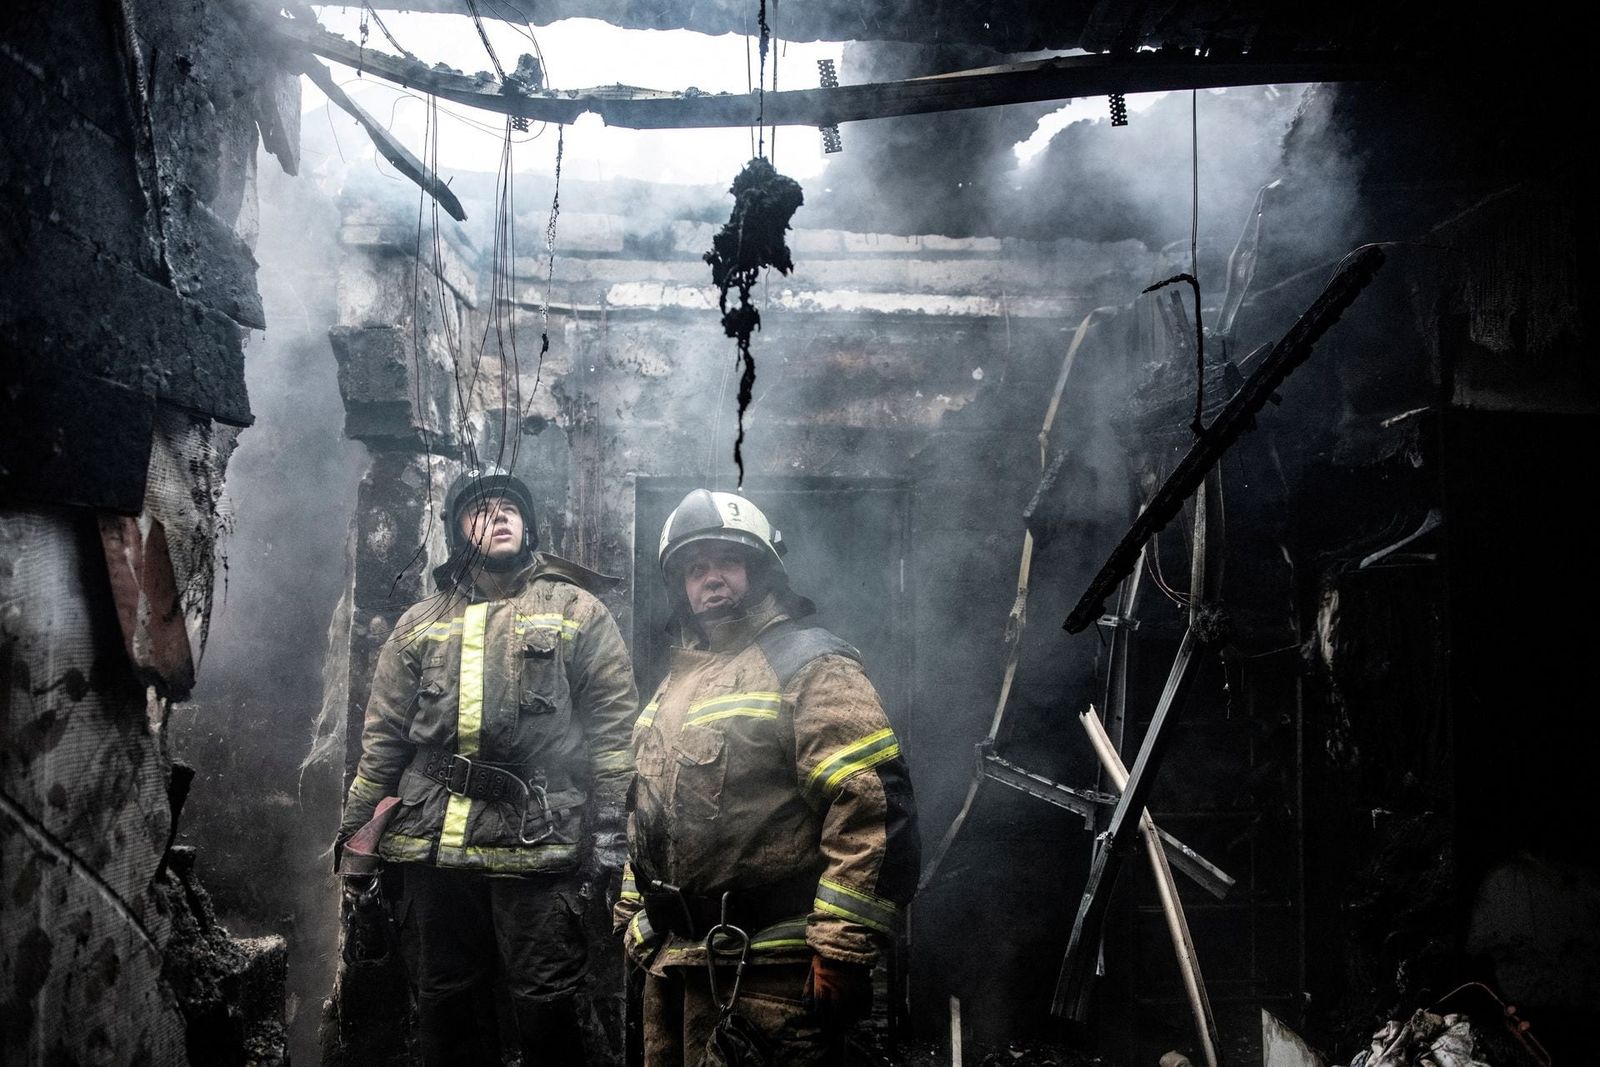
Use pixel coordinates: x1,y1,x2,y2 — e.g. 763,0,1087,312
1054,628,1203,1019
299,58,467,222
1063,244,1387,634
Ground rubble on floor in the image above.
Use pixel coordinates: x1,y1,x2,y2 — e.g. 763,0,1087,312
1338,1010,1491,1067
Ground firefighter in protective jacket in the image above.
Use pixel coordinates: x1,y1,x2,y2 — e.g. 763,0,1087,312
614,489,920,1065
337,466,638,1066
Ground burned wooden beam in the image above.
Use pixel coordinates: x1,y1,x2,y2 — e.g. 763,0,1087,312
270,14,1392,130
1063,244,1387,634
298,57,467,222
1082,708,1222,1067
1053,628,1201,1020
980,745,1234,900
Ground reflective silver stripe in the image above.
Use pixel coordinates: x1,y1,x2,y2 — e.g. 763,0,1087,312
637,700,660,728
408,619,465,642
629,910,657,945
515,613,581,640
814,878,897,934
620,870,642,903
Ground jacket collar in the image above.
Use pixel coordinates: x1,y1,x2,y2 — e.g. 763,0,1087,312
684,592,779,654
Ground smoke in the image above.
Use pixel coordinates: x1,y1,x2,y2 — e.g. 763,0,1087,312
169,127,367,1061
174,46,1378,1058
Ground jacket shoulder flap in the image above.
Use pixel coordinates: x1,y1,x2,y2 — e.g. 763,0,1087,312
755,622,861,689
530,552,622,597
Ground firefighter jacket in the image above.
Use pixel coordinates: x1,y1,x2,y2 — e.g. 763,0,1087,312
614,592,920,971
339,553,638,874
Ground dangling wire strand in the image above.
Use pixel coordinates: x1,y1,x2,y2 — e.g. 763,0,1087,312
464,0,506,79
526,125,564,416
756,0,770,158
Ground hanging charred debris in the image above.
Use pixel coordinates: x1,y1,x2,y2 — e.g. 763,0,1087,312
3,1,1596,1066
704,157,806,485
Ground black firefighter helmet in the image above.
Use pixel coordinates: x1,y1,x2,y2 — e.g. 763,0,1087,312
444,465,539,558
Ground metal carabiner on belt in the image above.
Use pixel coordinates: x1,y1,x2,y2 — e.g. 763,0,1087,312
517,779,555,845
704,891,751,1019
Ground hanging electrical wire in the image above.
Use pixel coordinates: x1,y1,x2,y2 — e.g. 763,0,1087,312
361,1,412,58
756,0,770,158
463,0,507,79
526,125,564,416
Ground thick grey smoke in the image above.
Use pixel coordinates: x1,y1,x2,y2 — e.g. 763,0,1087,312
174,57,1370,1061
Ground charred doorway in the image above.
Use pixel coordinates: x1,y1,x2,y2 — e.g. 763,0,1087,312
631,477,914,717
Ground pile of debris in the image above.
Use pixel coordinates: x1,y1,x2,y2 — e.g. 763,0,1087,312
1338,1010,1491,1067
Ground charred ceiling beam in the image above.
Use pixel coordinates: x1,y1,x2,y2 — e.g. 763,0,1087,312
1062,244,1389,634
270,15,1393,129
297,56,468,221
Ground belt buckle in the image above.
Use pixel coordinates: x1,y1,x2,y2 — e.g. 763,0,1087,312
444,754,474,796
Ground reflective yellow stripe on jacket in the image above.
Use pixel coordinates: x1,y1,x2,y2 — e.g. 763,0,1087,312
686,691,781,725
805,727,901,804
814,877,897,934
439,603,488,853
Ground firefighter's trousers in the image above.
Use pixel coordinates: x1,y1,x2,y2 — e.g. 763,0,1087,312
642,962,844,1066
400,863,588,1066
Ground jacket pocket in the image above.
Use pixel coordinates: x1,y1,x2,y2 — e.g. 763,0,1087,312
673,723,726,822
520,630,560,715
635,727,669,779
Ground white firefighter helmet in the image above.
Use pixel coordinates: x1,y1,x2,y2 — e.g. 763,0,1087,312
658,489,786,579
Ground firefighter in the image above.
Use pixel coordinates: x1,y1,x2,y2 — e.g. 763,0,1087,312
337,465,638,1066
615,489,921,1065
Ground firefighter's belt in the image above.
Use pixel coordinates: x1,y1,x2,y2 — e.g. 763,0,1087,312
414,747,585,845
416,747,548,803
640,872,816,941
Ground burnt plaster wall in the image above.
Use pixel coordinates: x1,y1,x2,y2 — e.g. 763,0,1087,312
170,149,366,1062
1,0,301,1063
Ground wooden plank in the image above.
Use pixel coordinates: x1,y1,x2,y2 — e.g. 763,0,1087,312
299,58,467,222
269,15,1391,130
1083,709,1223,1067
1052,628,1201,1020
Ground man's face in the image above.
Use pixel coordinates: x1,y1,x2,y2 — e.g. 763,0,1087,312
460,495,525,561
681,541,751,618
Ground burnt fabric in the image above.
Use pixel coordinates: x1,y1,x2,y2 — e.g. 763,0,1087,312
643,963,836,1067
339,553,638,872
400,864,587,1064
615,590,919,1063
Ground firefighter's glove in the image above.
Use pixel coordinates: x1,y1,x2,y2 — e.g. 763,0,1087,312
802,955,873,1031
